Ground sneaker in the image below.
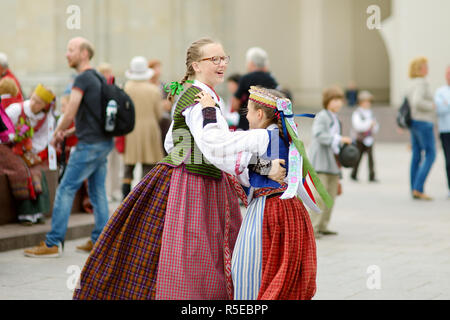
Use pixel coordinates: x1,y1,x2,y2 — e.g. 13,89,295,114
412,190,433,201
35,213,46,224
24,241,61,258
19,219,34,227
18,214,36,226
76,240,94,253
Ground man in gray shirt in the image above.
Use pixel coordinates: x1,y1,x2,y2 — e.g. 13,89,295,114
24,37,113,257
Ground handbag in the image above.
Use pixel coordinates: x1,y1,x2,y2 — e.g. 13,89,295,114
397,97,412,129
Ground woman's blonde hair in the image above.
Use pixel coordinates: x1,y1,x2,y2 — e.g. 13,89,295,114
0,77,18,96
97,62,112,75
167,37,218,102
409,56,428,78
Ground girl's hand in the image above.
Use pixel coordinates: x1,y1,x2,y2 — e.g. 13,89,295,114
195,91,216,108
268,159,286,184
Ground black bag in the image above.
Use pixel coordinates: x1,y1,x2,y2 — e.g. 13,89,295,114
397,97,412,129
338,143,360,168
91,71,135,137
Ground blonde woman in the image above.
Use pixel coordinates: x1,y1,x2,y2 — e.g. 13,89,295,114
407,56,436,200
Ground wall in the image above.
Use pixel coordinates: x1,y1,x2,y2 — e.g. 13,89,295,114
380,0,450,106
0,0,404,108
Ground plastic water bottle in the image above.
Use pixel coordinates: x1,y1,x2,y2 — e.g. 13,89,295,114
105,100,117,132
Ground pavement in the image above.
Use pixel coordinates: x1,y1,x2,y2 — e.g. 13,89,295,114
313,142,450,300
0,141,449,300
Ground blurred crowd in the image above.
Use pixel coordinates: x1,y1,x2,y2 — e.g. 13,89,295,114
0,44,449,235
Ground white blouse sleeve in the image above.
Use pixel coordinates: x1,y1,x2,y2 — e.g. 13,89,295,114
183,103,269,181
5,103,21,126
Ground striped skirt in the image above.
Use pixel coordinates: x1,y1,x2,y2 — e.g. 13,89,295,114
73,164,242,300
231,194,317,300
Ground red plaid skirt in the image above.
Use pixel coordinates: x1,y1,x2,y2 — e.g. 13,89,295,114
257,196,317,300
156,165,242,299
73,164,173,299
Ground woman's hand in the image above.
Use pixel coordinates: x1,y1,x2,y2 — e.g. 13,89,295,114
268,159,286,184
195,91,216,108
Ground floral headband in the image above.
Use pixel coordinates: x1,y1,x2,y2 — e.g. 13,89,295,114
248,86,315,139
248,86,279,110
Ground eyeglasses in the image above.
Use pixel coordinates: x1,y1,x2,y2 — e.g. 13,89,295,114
199,56,230,65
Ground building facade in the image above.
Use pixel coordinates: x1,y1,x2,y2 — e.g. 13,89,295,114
0,0,448,108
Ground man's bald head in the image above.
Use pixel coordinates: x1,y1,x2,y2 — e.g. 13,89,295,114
66,37,94,70
69,37,94,60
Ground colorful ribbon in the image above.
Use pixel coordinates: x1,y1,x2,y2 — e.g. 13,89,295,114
276,98,333,211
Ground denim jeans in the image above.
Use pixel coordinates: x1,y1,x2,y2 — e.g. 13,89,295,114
410,120,436,193
46,140,113,247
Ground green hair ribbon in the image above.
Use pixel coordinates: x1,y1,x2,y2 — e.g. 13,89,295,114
286,122,334,210
164,80,194,96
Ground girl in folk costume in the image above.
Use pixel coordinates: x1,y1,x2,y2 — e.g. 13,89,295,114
4,84,56,225
73,38,285,300
195,86,334,300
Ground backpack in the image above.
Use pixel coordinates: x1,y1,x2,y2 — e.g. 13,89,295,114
397,97,412,129
90,71,135,137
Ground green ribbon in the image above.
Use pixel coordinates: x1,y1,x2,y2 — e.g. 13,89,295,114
286,122,334,210
164,80,194,96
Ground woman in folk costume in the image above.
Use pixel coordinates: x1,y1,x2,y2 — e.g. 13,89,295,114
195,86,334,300
73,38,285,300
4,84,56,225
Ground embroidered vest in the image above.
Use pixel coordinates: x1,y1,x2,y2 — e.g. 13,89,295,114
162,86,222,180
